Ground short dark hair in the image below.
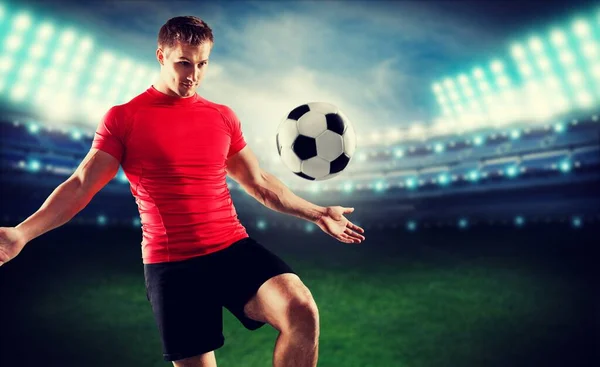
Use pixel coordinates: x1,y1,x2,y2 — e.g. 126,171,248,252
158,16,214,52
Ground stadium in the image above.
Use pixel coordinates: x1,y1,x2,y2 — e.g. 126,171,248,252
0,1,598,367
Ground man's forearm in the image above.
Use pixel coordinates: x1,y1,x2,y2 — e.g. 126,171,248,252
248,170,327,222
15,177,94,243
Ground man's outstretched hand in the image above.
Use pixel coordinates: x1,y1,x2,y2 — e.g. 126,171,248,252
0,227,27,267
315,206,365,244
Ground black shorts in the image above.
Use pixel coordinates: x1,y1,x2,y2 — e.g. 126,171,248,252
143,236,296,362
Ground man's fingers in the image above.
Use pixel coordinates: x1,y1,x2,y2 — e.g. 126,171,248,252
347,221,365,234
344,228,365,241
339,233,357,244
343,207,355,214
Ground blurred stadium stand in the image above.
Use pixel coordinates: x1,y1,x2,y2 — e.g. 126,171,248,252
0,3,599,233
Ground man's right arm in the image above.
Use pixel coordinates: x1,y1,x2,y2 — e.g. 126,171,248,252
15,148,120,243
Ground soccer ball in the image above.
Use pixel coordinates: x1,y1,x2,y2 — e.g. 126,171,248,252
276,102,356,181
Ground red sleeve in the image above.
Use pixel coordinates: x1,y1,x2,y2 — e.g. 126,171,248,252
223,106,247,158
92,106,126,162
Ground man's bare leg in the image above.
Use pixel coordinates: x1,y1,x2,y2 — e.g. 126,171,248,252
172,351,217,367
243,273,320,367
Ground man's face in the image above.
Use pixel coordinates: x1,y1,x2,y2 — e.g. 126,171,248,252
157,41,212,98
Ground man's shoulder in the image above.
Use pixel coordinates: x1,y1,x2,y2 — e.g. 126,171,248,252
197,96,236,118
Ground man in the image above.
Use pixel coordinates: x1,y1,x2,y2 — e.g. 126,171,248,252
0,16,365,367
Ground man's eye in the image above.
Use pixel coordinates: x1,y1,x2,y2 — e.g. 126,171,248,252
180,62,190,66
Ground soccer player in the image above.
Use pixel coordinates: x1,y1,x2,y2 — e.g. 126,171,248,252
0,16,365,367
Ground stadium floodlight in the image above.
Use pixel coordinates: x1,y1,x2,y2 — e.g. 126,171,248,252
529,37,544,53
473,136,484,146
550,29,567,47
491,60,504,73
511,44,526,59
59,29,76,46
582,41,598,59
13,13,32,31
405,177,417,189
434,143,445,153
537,56,551,71
497,75,510,87
576,91,593,108
29,43,45,58
554,122,565,133
28,159,41,172
374,181,386,192
71,130,82,140
5,34,22,51
132,218,141,228
257,219,267,230
444,78,455,89
593,63,600,79
571,216,582,228
304,223,315,233
393,148,404,158
432,83,442,93
573,19,591,38
406,220,417,231
0,56,13,72
506,165,519,177
515,216,525,227
438,173,450,185
519,63,533,77
97,215,107,226
458,218,468,229
559,160,571,172
118,171,128,183
342,182,353,193
80,36,93,52
458,74,469,84
559,50,575,66
52,50,67,65
478,81,490,92
10,85,27,101
37,23,54,39
473,67,484,79
19,63,35,79
568,70,584,87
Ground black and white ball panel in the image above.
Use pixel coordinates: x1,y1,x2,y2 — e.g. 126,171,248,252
302,156,330,179
293,135,317,160
315,130,343,161
297,111,327,138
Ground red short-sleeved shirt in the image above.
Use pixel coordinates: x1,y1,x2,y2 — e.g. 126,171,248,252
92,86,249,264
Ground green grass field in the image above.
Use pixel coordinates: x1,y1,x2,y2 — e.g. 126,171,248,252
0,226,596,366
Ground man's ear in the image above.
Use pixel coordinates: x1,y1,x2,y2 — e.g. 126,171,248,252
156,48,165,66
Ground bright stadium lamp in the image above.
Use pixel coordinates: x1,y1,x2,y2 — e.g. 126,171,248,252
0,56,13,72
529,37,544,53
511,44,526,59
13,12,31,31
80,36,93,52
582,41,598,59
37,23,54,39
60,29,76,46
559,50,575,65
491,60,504,73
5,34,22,51
29,43,46,58
576,91,593,108
551,29,567,47
473,67,484,79
573,19,591,38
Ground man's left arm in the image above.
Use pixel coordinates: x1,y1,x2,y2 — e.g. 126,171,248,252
226,146,365,244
